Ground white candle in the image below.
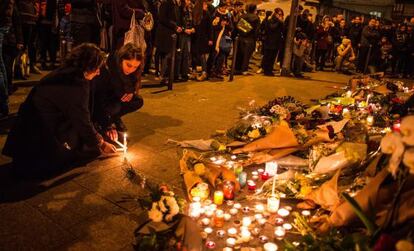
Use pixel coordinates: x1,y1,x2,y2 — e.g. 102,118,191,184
233,203,242,209
189,201,201,219
242,217,251,227
229,208,238,215
366,115,374,126
201,218,210,226
277,208,290,217
267,196,280,213
342,108,350,117
240,228,251,242
255,214,263,221
346,90,352,97
224,213,231,221
301,210,311,217
274,226,286,238
227,227,237,237
226,238,236,247
283,223,293,230
255,204,265,213
123,133,127,156
264,242,278,251
205,210,214,217
204,227,213,234
258,218,267,225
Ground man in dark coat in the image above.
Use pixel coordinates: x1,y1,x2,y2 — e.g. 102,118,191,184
71,0,100,46
261,8,284,76
0,0,15,118
348,16,362,51
235,3,260,74
357,18,380,73
155,0,182,84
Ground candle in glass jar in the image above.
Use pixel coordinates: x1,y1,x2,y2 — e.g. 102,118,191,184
264,242,278,251
214,210,224,227
216,230,226,238
238,171,247,187
227,227,237,237
267,196,280,213
277,208,290,217
242,216,252,227
258,168,264,175
224,213,231,221
229,208,238,215
366,115,374,126
205,240,216,249
247,180,256,190
223,181,235,200
261,172,270,181
274,226,286,238
189,200,202,219
213,190,224,205
226,238,236,247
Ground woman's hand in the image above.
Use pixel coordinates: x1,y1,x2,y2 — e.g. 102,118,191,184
101,141,117,153
121,93,133,102
106,128,118,142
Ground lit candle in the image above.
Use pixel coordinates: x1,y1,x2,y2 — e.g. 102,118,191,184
267,196,280,213
229,208,238,215
252,174,259,180
189,199,202,219
209,204,217,211
214,210,224,228
257,168,264,175
301,210,311,217
277,208,290,217
231,155,237,160
224,213,231,221
205,210,214,218
123,133,127,157
275,218,284,225
258,218,267,225
226,200,234,206
255,214,263,221
264,242,278,251
226,238,236,247
393,122,401,133
216,230,226,238
240,228,251,242
251,171,258,176
227,227,237,237
265,161,278,176
366,115,374,126
342,108,350,117
205,240,216,249
213,191,224,205
274,226,286,239
247,180,256,191
242,216,252,227
201,218,210,226
204,227,213,234
233,203,242,209
346,90,352,97
283,223,293,230
238,171,247,187
261,172,270,181
284,206,293,211
259,235,269,243
255,204,265,213
252,227,261,236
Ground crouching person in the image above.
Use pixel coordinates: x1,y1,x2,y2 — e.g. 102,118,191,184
2,43,116,176
92,43,144,141
335,38,356,74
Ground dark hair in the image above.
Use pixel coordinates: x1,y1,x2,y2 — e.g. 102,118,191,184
247,3,256,13
64,43,105,73
116,43,143,62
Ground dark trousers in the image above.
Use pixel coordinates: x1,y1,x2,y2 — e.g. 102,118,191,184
71,22,100,47
22,23,38,67
2,45,18,93
315,49,327,70
262,48,278,74
96,95,144,129
213,50,228,75
175,35,191,79
38,23,58,65
236,38,255,72
393,51,408,75
292,54,304,76
358,46,370,72
0,27,9,115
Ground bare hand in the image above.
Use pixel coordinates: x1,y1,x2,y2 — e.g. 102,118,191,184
208,41,213,46
106,128,118,142
185,29,192,35
176,27,183,33
121,93,133,102
101,141,117,153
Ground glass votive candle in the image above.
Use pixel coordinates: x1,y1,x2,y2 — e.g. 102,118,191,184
242,206,250,214
366,115,374,126
229,208,238,215
274,226,286,239
242,216,252,227
247,180,256,191
275,217,284,225
213,190,224,205
227,227,237,237
205,210,214,218
277,208,290,217
226,238,236,247
259,235,269,243
233,220,241,227
283,223,293,230
205,240,216,249
267,196,280,213
257,168,264,175
216,230,226,238
201,218,210,226
301,210,311,217
214,210,225,228
255,214,263,221
255,204,265,213
224,213,231,221
204,227,213,234
258,218,267,225
264,242,278,251
233,203,242,209
261,172,270,181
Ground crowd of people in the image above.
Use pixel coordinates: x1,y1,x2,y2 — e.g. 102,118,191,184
1,0,414,174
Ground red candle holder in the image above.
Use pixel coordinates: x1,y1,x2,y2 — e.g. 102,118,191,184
261,172,270,181
223,181,235,200
247,180,256,191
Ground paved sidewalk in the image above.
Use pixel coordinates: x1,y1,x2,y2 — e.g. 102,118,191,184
0,71,352,250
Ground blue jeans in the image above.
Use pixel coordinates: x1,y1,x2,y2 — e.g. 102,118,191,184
0,26,10,115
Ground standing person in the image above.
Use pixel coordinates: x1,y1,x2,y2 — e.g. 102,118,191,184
261,8,283,76
175,0,195,82
392,24,409,78
3,44,116,176
0,0,15,118
37,0,59,70
348,16,362,53
211,15,232,80
18,0,41,74
315,16,334,71
70,0,100,46
111,0,146,51
155,0,181,85
192,0,212,81
92,43,144,139
235,3,260,75
378,36,393,74
358,18,380,73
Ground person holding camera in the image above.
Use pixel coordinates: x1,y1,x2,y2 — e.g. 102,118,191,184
261,8,284,76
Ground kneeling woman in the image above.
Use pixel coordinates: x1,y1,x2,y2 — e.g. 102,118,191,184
92,43,144,138
3,44,117,175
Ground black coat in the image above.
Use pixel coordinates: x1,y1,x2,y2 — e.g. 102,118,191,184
263,16,283,50
349,23,362,46
192,10,212,55
3,67,101,171
155,0,180,53
0,0,15,27
239,12,260,40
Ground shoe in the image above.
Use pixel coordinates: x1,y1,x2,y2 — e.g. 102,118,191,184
294,74,305,78
256,68,263,74
114,118,127,132
196,72,208,81
160,78,168,85
242,71,249,76
264,72,275,76
30,65,42,74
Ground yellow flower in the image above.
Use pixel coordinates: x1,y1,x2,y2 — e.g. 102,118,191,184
248,129,261,139
194,163,206,176
300,186,312,196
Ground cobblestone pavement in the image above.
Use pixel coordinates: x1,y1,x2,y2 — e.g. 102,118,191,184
0,71,352,250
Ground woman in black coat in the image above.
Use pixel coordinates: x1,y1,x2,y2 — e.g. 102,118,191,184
261,8,284,76
92,43,144,140
3,44,116,176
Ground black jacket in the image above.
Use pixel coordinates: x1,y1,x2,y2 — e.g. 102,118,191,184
360,25,380,48
3,67,101,170
239,12,260,40
16,0,37,24
0,0,15,27
263,15,283,50
155,0,180,53
349,23,362,46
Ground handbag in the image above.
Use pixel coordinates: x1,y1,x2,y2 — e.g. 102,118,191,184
237,18,253,34
124,11,147,55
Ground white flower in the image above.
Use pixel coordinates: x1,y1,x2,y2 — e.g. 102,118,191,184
158,198,168,213
381,133,405,177
400,116,414,146
164,196,180,221
148,203,163,222
403,148,414,175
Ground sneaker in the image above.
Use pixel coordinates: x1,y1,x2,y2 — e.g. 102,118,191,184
114,118,127,132
256,68,263,74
